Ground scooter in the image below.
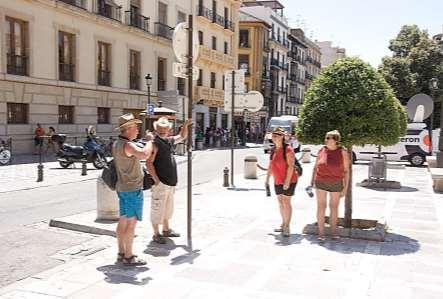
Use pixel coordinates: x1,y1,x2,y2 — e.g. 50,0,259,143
56,134,107,169
0,139,11,165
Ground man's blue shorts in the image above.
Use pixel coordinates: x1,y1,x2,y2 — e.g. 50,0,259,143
117,189,144,221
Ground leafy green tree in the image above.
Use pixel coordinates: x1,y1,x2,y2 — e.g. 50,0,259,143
297,57,407,227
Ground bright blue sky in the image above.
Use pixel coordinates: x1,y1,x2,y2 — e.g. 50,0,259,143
281,0,443,67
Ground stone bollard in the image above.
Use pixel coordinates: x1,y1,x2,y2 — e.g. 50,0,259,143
223,167,229,187
301,148,311,163
96,177,119,221
81,160,87,176
244,155,258,179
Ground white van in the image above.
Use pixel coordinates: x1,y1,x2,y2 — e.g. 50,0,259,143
353,122,431,166
263,115,300,153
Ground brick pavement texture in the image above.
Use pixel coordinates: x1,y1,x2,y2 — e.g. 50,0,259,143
1,163,443,299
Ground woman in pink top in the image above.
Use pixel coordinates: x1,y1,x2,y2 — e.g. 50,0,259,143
310,130,349,242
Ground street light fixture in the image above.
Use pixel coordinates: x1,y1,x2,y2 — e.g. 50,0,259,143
145,74,152,131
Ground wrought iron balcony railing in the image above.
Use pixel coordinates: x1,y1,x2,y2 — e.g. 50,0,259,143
7,54,28,76
59,63,75,82
155,22,173,40
125,11,149,32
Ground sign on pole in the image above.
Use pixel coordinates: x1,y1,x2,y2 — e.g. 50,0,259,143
224,91,264,112
224,70,246,95
172,62,199,81
172,22,199,64
146,104,155,116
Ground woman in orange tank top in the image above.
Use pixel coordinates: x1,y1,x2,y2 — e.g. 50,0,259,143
310,130,349,242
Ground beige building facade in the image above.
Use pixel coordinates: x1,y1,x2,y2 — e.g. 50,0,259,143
0,0,194,153
315,40,346,68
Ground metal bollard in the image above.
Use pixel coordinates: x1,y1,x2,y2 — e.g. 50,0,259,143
223,167,229,187
81,160,87,176
244,155,258,179
37,164,44,182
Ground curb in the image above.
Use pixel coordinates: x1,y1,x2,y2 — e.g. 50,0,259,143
49,219,116,237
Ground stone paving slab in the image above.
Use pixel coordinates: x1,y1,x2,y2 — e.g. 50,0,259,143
1,163,443,298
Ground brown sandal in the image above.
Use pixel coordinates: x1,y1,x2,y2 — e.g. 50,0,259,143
123,255,147,266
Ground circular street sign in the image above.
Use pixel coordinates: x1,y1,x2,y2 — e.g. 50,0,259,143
0,149,11,165
172,22,200,64
407,93,434,121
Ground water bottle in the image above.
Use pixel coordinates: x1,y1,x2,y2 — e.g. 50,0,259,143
305,186,314,198
266,184,271,197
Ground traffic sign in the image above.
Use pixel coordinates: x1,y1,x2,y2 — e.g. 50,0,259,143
224,91,264,113
172,62,199,81
172,22,199,64
147,104,155,116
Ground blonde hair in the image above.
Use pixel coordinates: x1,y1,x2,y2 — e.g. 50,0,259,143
325,130,341,146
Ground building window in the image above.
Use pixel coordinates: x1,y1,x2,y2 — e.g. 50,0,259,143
129,50,141,90
5,17,28,76
212,36,217,50
239,29,249,48
239,54,249,74
59,105,74,124
177,78,185,95
97,107,110,124
210,72,216,88
197,69,203,86
198,31,203,45
58,31,75,82
221,114,228,129
157,57,166,91
209,107,217,128
222,75,225,90
7,103,28,124
177,11,186,24
97,42,111,86
224,41,228,54
196,112,204,132
158,2,168,24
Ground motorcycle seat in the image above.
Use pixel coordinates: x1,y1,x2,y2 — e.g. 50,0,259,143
62,144,84,154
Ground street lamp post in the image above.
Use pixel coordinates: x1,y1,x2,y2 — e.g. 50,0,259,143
145,74,152,131
430,78,443,167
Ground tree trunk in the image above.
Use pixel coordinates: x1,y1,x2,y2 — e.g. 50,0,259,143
344,146,353,228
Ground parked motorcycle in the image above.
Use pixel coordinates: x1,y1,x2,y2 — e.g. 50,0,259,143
0,139,11,165
56,134,107,169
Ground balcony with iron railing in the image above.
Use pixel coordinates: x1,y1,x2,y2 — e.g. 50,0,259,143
288,73,297,82
196,5,234,32
7,54,28,76
58,0,87,9
296,76,306,85
125,11,149,32
305,71,314,80
59,63,75,82
98,69,111,86
270,58,280,69
224,19,234,32
295,55,305,65
94,0,122,22
287,96,302,104
197,5,213,21
155,22,173,40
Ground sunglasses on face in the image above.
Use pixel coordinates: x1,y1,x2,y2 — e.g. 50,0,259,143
325,136,335,140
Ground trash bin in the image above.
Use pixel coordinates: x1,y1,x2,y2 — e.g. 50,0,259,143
368,156,387,180
96,177,119,221
176,143,186,156
244,155,258,179
301,148,311,163
196,140,203,150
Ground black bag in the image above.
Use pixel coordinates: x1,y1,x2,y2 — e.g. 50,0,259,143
270,144,303,176
101,159,117,190
143,168,154,190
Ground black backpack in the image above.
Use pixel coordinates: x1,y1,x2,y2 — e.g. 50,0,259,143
101,158,117,190
270,144,303,176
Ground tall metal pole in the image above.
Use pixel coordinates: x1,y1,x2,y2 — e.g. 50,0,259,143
231,70,235,187
147,84,151,130
186,14,193,240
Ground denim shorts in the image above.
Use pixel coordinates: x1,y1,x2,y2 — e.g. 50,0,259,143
117,189,144,221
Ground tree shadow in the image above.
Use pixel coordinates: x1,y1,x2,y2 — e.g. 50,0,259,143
144,238,201,265
96,264,152,285
306,232,420,256
268,233,304,246
362,186,419,192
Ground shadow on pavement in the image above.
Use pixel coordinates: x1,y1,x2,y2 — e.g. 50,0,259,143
268,233,304,246
96,264,152,285
362,186,419,192
307,233,420,256
144,239,201,265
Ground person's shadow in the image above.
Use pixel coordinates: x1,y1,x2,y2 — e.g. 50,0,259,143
268,233,304,246
96,264,152,285
144,238,201,265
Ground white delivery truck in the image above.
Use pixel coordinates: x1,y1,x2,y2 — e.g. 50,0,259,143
353,122,431,166
263,115,300,153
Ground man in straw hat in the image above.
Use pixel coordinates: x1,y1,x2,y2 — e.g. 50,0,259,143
113,113,153,265
146,117,192,244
